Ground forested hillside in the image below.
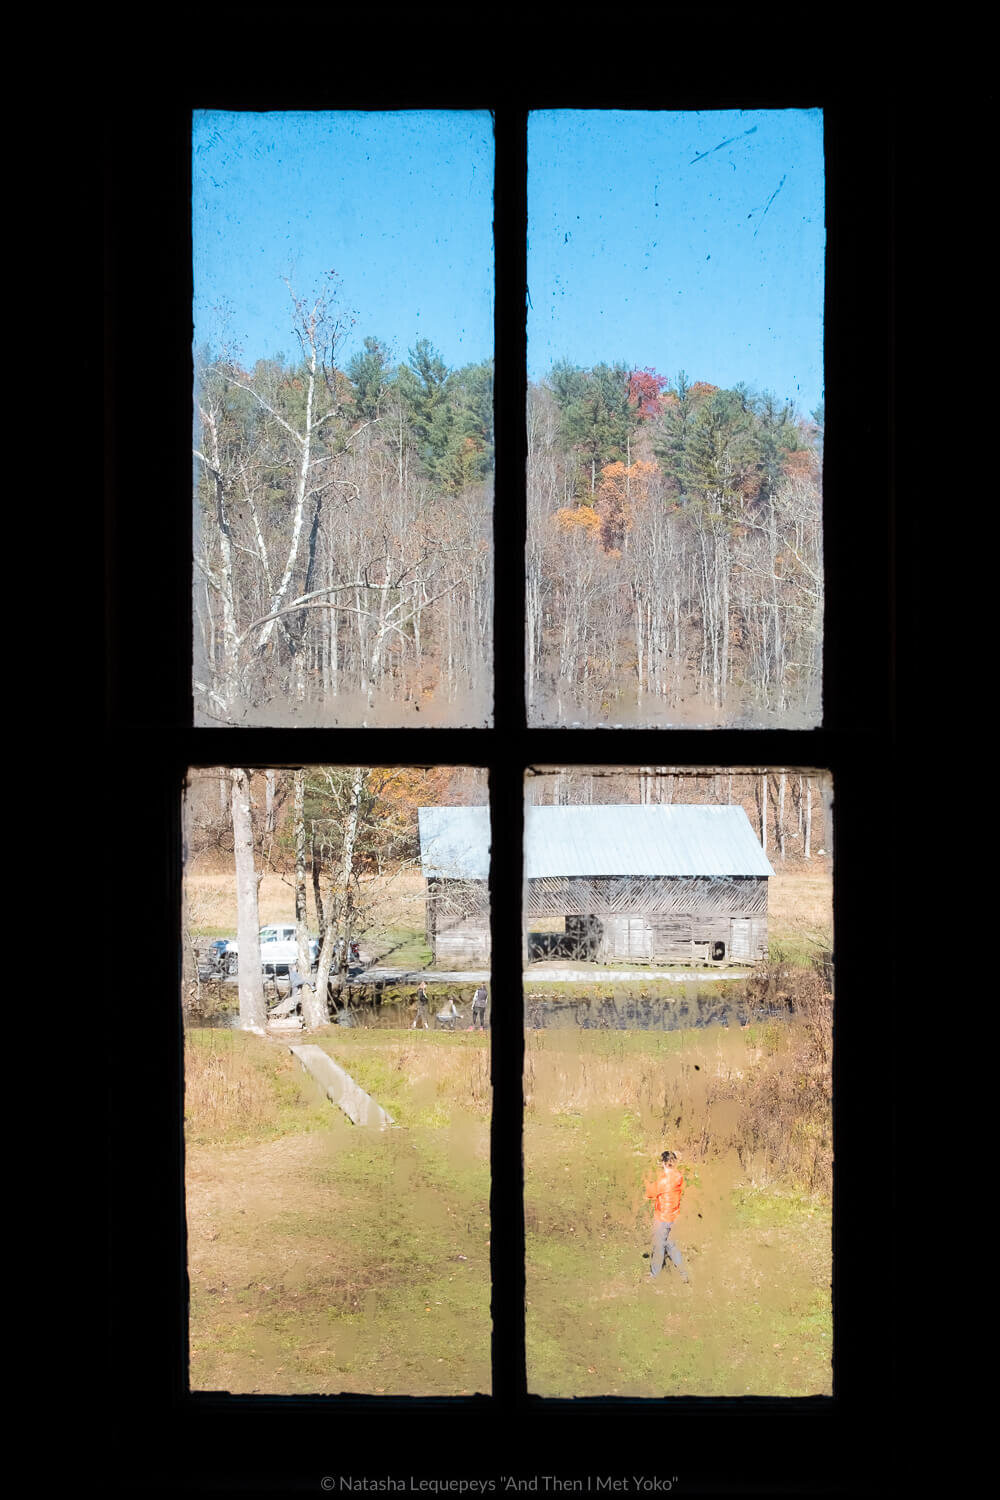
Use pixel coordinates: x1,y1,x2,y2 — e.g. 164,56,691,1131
194,282,821,727
528,365,823,726
193,280,494,726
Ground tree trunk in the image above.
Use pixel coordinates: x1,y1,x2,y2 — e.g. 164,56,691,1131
311,910,340,1022
335,766,367,973
760,772,768,855
804,777,812,860
294,770,326,1028
311,830,327,946
254,345,317,656
230,768,266,1032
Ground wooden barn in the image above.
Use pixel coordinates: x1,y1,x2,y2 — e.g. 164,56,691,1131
418,804,774,967
418,805,492,967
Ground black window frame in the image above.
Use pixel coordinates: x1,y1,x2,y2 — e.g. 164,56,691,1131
104,67,898,1497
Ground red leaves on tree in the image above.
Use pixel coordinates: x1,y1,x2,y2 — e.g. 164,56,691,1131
782,448,819,480
627,368,669,420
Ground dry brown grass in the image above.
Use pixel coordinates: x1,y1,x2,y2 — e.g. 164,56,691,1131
185,1036,276,1139
524,959,832,1195
184,1031,333,1143
525,1028,746,1122
767,869,833,942
185,868,427,935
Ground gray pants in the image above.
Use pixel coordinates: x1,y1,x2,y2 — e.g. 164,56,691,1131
650,1221,689,1281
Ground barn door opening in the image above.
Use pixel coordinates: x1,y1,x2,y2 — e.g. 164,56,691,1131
730,919,751,959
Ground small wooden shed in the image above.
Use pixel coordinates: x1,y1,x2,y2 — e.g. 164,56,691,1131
418,804,774,967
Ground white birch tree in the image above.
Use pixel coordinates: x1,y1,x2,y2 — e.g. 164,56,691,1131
230,768,266,1032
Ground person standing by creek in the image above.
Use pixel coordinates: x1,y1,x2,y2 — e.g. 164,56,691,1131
411,980,430,1029
470,983,489,1031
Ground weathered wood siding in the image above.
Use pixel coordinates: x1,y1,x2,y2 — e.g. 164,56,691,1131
433,914,490,965
532,875,768,964
427,878,490,965
427,875,768,966
526,874,768,919
595,911,768,964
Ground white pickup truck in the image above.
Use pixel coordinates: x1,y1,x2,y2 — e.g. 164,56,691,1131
223,923,319,978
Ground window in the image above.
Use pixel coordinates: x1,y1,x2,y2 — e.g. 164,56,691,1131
191,111,494,728
105,84,895,1494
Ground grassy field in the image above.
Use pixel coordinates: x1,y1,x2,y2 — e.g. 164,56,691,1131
184,1013,831,1397
185,1026,492,1395
523,1024,831,1396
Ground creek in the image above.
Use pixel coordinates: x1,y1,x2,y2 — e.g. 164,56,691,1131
186,980,788,1034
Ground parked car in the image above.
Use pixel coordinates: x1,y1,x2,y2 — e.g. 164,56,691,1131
223,923,319,978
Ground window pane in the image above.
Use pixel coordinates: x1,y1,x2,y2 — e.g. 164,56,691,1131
523,766,833,1396
527,110,824,727
193,111,494,726
182,765,491,1395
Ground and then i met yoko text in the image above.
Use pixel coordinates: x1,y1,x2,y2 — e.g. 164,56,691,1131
324,1480,680,1493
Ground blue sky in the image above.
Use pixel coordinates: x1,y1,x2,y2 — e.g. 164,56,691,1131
192,110,494,372
528,109,825,416
193,108,824,417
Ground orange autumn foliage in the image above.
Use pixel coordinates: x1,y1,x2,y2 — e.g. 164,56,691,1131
554,504,602,533
596,460,658,551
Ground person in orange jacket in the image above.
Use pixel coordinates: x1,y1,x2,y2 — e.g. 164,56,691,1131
644,1149,690,1283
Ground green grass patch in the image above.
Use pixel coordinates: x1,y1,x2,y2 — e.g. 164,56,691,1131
365,926,433,968
525,978,745,1000
768,934,831,969
524,1174,832,1397
731,1183,831,1230
314,1031,491,1128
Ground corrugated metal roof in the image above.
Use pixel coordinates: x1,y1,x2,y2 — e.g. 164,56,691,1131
418,805,491,880
419,805,774,880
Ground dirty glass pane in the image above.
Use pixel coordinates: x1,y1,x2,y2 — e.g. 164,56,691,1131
182,765,491,1395
527,110,825,727
522,765,833,1396
192,111,494,726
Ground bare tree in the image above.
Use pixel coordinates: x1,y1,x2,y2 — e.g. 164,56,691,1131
230,768,266,1032
309,765,368,1011
290,769,327,1029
